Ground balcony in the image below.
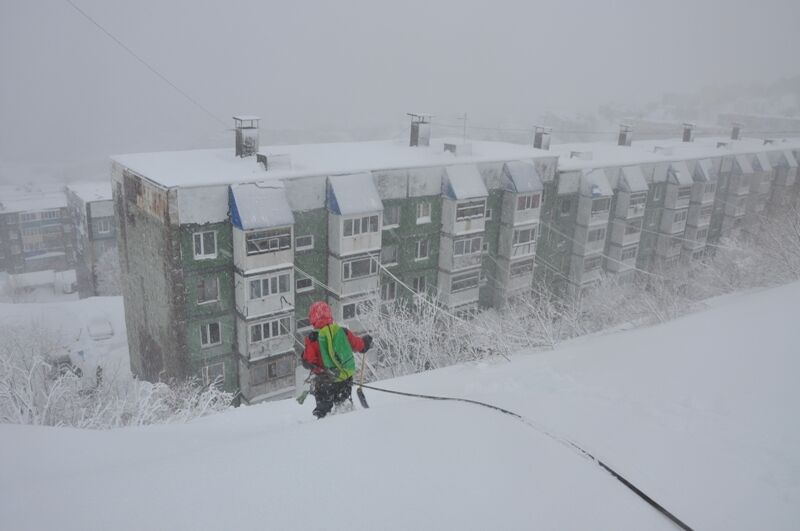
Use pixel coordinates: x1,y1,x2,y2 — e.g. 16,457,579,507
235,269,294,319
236,315,294,363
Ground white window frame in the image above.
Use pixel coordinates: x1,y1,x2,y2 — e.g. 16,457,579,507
196,276,219,305
193,231,217,260
249,316,291,343
249,271,291,300
416,202,431,224
625,219,642,235
516,193,541,211
245,227,292,256
455,200,485,222
485,208,493,221
381,244,399,265
451,271,480,293
295,235,314,251
383,205,401,228
583,255,602,273
620,246,638,261
201,362,225,388
629,192,647,208
414,239,429,261
453,235,482,256
295,277,314,293
591,197,610,215
342,255,378,281
677,186,692,200
200,322,222,348
381,280,397,302
674,210,688,223
653,186,663,202
19,212,38,222
343,215,379,237
587,227,606,243
411,275,426,293
509,259,534,278
41,210,60,220
96,218,111,234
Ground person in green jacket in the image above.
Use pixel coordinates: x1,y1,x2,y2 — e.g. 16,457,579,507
301,301,372,418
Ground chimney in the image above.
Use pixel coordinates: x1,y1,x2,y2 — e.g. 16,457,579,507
533,126,552,150
407,113,432,147
618,124,633,147
234,116,260,158
682,123,695,143
731,123,742,140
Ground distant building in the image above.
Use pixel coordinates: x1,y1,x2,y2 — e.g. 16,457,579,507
66,182,117,297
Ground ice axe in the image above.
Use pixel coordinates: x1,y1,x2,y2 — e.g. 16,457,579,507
356,351,369,409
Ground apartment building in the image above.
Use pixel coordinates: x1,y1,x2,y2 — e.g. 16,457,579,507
66,182,117,297
112,116,556,403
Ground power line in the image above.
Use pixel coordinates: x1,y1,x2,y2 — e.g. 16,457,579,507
63,0,229,130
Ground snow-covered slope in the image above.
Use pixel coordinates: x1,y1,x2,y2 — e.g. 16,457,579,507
2,284,799,531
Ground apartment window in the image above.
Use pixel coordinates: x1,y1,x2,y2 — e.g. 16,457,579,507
620,246,638,261
591,197,610,214
516,193,541,211
381,280,397,302
342,303,356,320
677,187,692,200
416,202,431,224
249,272,290,299
95,219,111,234
451,271,480,292
343,215,379,236
295,235,314,251
268,357,293,379
625,219,643,235
415,239,429,260
41,210,60,220
692,249,706,260
200,322,221,347
653,185,662,202
411,275,426,293
674,210,688,223
629,192,647,208
560,199,572,216
454,235,482,256
196,276,219,304
381,244,398,265
584,255,602,273
456,200,485,221
696,228,708,240
510,259,534,278
587,227,606,242
704,183,716,194
246,227,291,255
250,316,291,343
201,362,225,388
513,227,537,246
700,205,713,218
383,205,401,227
193,231,217,259
20,213,37,222
295,276,313,293
342,256,377,280
485,208,493,221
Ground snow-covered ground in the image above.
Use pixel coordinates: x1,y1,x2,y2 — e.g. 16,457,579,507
1,284,799,531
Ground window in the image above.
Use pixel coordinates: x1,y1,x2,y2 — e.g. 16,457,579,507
454,235,482,256
342,303,356,320
415,239,429,260
591,197,610,214
416,202,431,224
193,231,217,259
296,318,311,330
95,219,111,234
510,259,534,277
20,213,37,222
560,199,572,216
513,227,537,246
296,276,313,293
381,280,397,301
456,200,485,221
411,275,426,293
250,316,291,343
380,244,398,265
584,256,602,273
249,272,291,299
246,227,291,255
587,227,606,242
485,208,493,221
343,215,379,236
621,246,638,261
268,357,293,379
251,363,269,386
700,204,713,218
383,205,401,227
41,210,60,220
625,219,642,235
696,228,708,240
653,186,662,201
196,276,219,304
674,210,688,223
451,271,480,292
295,235,314,251
692,249,705,260
343,256,377,280
200,322,221,347
677,186,692,199
704,183,716,194
516,193,541,211
202,362,225,388
629,192,647,208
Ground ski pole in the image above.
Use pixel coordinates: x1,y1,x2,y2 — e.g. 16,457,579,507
356,351,369,408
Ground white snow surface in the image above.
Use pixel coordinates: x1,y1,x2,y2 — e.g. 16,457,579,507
230,182,295,229
2,284,800,531
0,184,67,213
66,181,113,202
443,163,488,199
328,172,383,215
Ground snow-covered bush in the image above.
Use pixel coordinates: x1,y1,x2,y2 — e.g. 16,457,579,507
0,324,232,429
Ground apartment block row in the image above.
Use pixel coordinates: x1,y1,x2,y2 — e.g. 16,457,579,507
112,117,800,403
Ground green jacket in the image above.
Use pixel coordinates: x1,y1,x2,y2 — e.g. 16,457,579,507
318,324,356,382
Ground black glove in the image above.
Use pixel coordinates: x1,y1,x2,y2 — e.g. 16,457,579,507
362,334,373,353
307,331,318,342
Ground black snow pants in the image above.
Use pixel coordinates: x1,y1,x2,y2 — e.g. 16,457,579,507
312,376,353,418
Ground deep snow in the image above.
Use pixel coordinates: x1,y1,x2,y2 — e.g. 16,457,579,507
1,284,799,531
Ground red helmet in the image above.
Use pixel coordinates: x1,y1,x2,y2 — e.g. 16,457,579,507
308,301,333,329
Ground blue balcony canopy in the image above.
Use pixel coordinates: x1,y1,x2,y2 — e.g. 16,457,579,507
229,182,295,230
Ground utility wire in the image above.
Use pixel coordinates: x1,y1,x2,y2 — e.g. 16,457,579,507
63,0,229,129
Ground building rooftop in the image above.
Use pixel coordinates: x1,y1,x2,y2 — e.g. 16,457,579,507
0,184,67,213
66,181,113,202
112,137,554,188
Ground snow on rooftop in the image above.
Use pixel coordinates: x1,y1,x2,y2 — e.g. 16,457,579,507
66,180,113,202
327,173,384,215
0,184,67,213
111,138,552,189
503,160,543,193
229,183,295,230
443,164,488,199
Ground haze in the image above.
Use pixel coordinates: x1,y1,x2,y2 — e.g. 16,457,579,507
1,0,799,169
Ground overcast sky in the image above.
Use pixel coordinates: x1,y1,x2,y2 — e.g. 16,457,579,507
1,0,799,169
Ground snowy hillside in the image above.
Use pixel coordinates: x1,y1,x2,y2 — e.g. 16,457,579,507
2,284,799,531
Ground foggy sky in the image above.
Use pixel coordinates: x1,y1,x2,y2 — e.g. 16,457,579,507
1,0,799,170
